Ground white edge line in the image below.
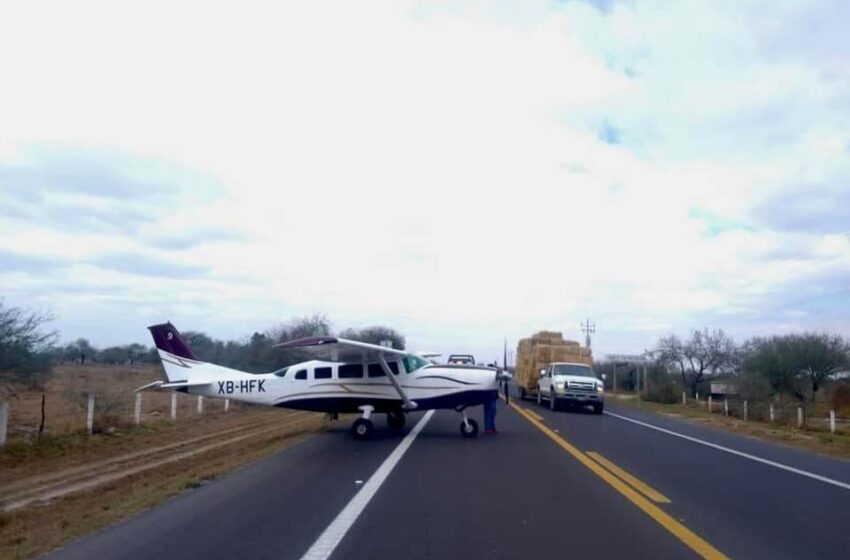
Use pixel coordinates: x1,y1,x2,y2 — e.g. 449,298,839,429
604,411,850,491
300,410,435,560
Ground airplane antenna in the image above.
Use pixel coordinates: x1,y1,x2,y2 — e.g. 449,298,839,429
581,318,596,349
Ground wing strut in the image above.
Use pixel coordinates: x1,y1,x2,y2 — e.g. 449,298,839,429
379,356,418,410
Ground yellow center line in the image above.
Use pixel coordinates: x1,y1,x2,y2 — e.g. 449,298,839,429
524,408,544,422
509,401,728,560
586,451,671,504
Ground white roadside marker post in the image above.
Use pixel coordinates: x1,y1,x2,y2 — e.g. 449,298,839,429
86,393,95,435
612,364,617,395
197,395,204,415
225,398,230,412
830,410,835,434
743,400,748,422
797,407,803,428
0,400,9,447
682,391,686,406
134,392,142,426
708,395,713,414
171,393,177,421
769,404,775,423
724,398,729,417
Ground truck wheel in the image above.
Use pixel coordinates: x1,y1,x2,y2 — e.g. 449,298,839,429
550,393,557,411
460,418,479,438
593,403,604,415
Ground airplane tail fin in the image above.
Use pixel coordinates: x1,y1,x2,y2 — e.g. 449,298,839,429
147,322,205,383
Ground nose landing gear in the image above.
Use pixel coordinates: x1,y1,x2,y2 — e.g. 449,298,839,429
459,410,479,438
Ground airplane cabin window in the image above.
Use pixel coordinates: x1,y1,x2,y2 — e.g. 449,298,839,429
314,367,332,379
385,361,400,375
294,369,307,380
367,363,385,377
338,363,364,378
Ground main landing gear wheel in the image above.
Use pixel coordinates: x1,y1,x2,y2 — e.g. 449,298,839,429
593,403,604,415
460,418,479,438
537,390,542,406
387,411,406,430
351,418,375,440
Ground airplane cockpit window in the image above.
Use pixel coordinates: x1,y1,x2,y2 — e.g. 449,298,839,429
314,367,332,379
403,355,427,373
367,363,385,378
294,369,307,380
272,367,288,377
338,364,363,378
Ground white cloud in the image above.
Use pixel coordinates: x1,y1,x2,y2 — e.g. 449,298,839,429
1,0,848,362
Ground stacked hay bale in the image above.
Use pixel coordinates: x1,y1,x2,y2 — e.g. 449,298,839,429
515,331,593,398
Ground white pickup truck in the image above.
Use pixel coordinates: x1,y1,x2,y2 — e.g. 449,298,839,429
537,362,605,414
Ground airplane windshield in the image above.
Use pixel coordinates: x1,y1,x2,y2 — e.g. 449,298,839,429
553,364,595,377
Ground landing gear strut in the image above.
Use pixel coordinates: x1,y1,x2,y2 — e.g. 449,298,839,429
351,405,376,440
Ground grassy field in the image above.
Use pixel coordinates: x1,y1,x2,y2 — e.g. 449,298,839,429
0,365,327,559
616,395,850,460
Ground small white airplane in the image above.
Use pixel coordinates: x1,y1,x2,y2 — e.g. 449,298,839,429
138,322,509,439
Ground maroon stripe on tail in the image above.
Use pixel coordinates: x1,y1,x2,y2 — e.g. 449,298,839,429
147,322,198,360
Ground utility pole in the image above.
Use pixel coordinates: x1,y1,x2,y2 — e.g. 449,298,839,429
581,318,596,349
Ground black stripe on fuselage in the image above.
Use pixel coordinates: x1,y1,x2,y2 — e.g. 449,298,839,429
273,389,498,413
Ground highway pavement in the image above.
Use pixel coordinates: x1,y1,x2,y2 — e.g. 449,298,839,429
46,391,850,559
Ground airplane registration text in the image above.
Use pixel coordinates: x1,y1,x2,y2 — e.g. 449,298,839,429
218,380,266,394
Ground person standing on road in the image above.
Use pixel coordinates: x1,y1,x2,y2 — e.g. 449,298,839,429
483,362,499,434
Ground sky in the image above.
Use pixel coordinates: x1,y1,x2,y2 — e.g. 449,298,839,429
1,0,849,364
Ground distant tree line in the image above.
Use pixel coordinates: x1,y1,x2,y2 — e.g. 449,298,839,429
0,301,406,386
614,328,850,408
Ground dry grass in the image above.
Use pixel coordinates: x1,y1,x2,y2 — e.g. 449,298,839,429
618,396,850,460
0,365,329,559
0,419,324,560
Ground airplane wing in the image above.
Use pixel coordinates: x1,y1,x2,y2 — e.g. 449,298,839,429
274,337,408,363
275,337,417,409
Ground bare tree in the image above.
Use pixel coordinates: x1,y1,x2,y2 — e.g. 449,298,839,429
0,300,56,386
655,328,737,396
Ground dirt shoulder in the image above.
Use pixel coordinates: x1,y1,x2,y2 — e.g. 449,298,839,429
0,411,327,560
614,395,850,460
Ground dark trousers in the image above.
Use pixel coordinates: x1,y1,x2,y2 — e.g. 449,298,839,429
483,398,497,431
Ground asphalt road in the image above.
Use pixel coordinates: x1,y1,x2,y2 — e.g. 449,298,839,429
46,391,850,560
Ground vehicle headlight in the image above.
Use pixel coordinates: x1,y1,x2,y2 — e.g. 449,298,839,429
555,382,565,391
596,384,604,393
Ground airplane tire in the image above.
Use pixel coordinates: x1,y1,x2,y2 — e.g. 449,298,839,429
593,403,604,415
351,418,375,440
387,411,406,430
460,418,479,438
537,390,542,406
550,393,557,411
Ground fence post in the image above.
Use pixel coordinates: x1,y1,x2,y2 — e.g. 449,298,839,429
225,398,230,412
797,406,803,428
830,410,835,434
682,391,686,406
769,404,775,423
197,395,204,415
724,398,729,417
743,400,748,422
696,392,700,402
134,392,142,426
708,395,713,413
171,393,177,421
0,400,9,447
86,393,95,435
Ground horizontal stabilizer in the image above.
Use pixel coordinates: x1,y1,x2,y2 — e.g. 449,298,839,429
133,380,212,392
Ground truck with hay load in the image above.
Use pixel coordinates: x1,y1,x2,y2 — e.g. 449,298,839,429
515,331,597,408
